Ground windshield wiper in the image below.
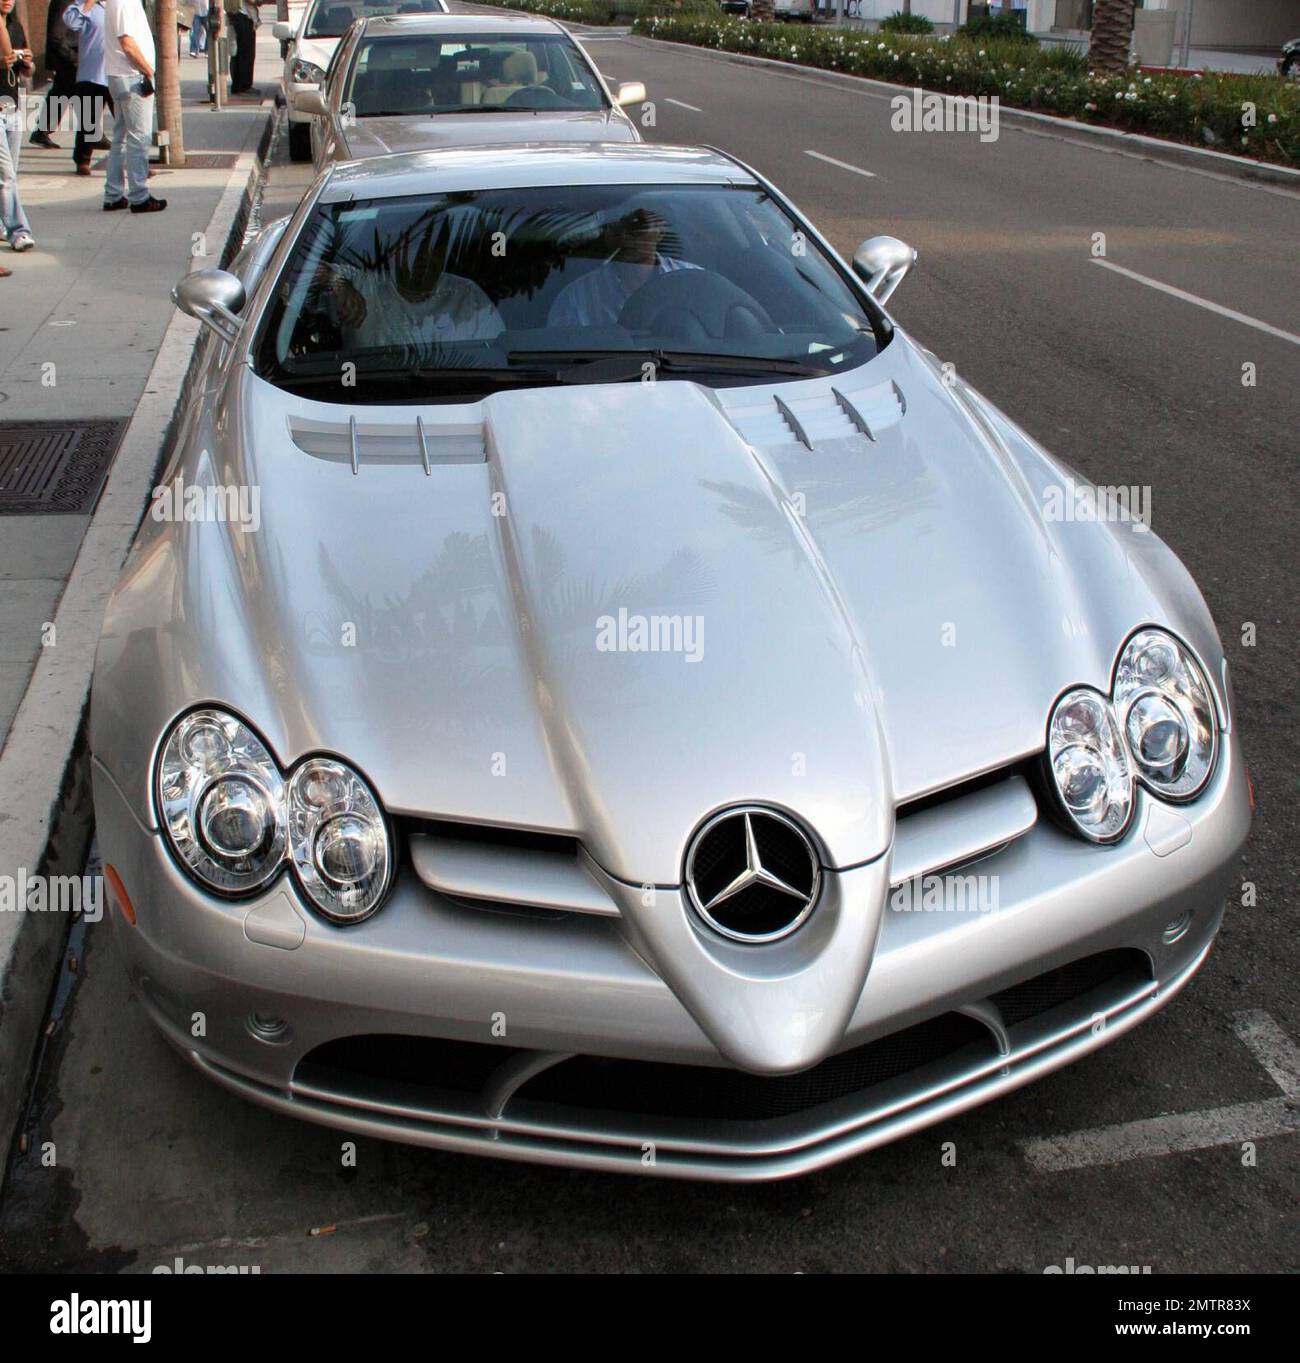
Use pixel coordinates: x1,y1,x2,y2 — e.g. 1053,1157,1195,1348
507,348,828,378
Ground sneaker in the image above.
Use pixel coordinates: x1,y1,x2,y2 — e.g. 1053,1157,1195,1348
103,197,128,211
129,196,167,214
29,131,59,150
0,262,11,278
10,231,34,252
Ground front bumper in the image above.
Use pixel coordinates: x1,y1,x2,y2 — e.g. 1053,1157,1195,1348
92,729,1250,1180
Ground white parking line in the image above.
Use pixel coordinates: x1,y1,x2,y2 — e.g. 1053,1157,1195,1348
1022,1011,1300,1173
664,98,703,113
804,149,876,178
1090,258,1300,347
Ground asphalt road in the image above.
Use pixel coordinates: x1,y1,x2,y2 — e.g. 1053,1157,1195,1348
1,14,1296,1274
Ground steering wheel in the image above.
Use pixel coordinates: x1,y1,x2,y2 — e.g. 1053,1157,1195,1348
619,270,774,345
504,85,573,109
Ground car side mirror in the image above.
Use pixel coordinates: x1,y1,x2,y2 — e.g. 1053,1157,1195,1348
173,268,247,345
615,81,646,107
852,235,917,305
272,21,292,41
292,85,328,116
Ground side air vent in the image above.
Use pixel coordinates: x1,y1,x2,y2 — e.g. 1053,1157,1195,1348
891,774,1038,886
407,822,619,918
718,379,906,451
288,416,486,472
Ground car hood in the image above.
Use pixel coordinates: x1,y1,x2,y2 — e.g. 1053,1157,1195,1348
341,109,640,158
94,331,1223,889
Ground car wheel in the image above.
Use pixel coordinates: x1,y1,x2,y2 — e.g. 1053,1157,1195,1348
288,120,312,163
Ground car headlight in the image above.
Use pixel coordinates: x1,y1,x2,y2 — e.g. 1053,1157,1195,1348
157,710,393,921
287,758,391,923
157,709,287,894
1047,688,1135,843
1113,628,1217,801
290,58,325,84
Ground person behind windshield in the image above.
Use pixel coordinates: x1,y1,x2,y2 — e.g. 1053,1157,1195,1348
322,217,503,357
547,207,697,329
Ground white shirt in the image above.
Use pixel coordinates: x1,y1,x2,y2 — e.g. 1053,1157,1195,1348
102,0,155,79
347,271,504,355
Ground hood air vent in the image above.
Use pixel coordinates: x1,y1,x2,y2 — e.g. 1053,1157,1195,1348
288,416,486,473
719,379,906,451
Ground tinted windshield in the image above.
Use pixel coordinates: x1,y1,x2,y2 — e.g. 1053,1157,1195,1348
345,34,605,116
305,0,436,39
256,183,882,402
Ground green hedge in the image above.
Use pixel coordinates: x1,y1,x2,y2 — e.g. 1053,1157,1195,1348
880,12,935,36
630,16,1299,166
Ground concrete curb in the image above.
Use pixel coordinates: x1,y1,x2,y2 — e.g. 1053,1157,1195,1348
0,109,277,1170
625,33,1300,190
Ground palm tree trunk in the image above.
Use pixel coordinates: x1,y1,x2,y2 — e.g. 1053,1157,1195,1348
1090,0,1135,74
155,0,185,165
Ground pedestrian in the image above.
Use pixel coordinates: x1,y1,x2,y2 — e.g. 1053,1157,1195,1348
30,2,79,150
190,0,209,57
0,0,35,265
64,0,113,177
224,0,263,96
101,0,165,212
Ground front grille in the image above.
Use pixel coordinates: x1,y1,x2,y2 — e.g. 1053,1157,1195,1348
518,1014,992,1122
991,949,1150,1028
298,1035,518,1095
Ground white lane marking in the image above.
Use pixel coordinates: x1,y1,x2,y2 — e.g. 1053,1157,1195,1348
804,149,876,178
1022,1010,1300,1173
1090,258,1300,347
1233,1009,1300,1094
664,97,703,112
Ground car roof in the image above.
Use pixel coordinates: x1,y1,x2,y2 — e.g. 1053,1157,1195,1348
320,144,757,201
357,13,564,36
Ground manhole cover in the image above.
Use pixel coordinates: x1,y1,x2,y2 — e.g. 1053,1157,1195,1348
0,420,127,514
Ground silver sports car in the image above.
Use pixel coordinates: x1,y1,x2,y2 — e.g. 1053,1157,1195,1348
291,13,643,169
91,144,1251,1181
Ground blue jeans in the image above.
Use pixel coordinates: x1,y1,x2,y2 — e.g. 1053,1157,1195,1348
0,104,31,241
190,15,208,56
104,74,154,207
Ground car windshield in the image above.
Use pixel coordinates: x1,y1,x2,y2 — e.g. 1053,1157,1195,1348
256,183,883,402
305,0,433,40
344,34,606,117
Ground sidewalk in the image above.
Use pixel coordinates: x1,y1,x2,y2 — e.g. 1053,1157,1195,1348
0,47,274,741
0,26,284,1168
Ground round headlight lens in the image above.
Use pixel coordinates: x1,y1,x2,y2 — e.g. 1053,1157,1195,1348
157,709,287,894
1048,688,1134,843
1114,629,1217,800
287,759,390,923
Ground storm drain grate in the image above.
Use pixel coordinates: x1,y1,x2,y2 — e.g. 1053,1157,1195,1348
0,419,127,514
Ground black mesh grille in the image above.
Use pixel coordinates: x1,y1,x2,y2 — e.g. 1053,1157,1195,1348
519,1014,993,1122
298,1035,516,1095
991,949,1150,1028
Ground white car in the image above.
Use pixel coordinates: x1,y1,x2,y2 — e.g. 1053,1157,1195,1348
275,0,450,162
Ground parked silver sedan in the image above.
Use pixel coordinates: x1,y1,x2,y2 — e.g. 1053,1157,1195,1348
92,144,1251,1180
291,13,643,169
